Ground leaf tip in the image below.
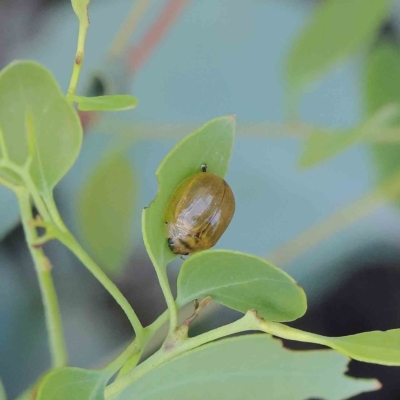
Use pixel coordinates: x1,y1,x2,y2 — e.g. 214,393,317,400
213,114,236,125
227,115,237,126
296,157,310,170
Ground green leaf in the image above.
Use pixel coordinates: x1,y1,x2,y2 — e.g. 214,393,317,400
324,329,400,366
142,116,236,268
0,379,6,400
74,95,138,112
71,0,90,24
366,41,400,114
299,104,400,168
365,41,400,206
36,368,109,400
177,250,307,322
287,0,390,93
266,323,400,366
78,151,135,276
37,341,138,400
116,335,378,400
0,61,82,193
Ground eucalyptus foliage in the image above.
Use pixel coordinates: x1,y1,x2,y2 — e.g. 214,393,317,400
0,1,398,399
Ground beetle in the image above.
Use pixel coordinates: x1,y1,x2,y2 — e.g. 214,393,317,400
164,164,235,255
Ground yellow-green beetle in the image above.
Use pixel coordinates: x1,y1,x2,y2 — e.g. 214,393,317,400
164,164,235,255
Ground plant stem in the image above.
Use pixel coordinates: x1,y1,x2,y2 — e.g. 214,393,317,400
43,192,68,233
30,191,145,346
58,229,144,341
127,0,187,74
39,193,144,339
146,308,170,336
155,265,178,337
267,169,400,266
0,175,17,191
257,319,327,346
99,119,400,142
104,339,141,375
67,7,89,100
105,311,256,398
114,309,171,378
108,0,151,59
23,178,52,222
16,188,67,368
104,309,337,398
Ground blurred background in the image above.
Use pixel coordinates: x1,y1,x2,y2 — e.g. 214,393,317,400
1,0,400,398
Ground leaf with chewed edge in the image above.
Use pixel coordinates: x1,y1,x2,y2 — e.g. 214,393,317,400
142,116,236,269
115,335,379,400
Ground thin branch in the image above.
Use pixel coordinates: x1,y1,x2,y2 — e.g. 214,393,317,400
67,3,90,100
108,0,151,59
127,0,187,73
57,229,145,341
97,119,400,143
267,170,400,266
16,188,67,368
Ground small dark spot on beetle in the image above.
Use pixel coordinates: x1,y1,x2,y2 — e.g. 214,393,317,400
201,164,207,172
75,52,83,65
167,238,174,246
